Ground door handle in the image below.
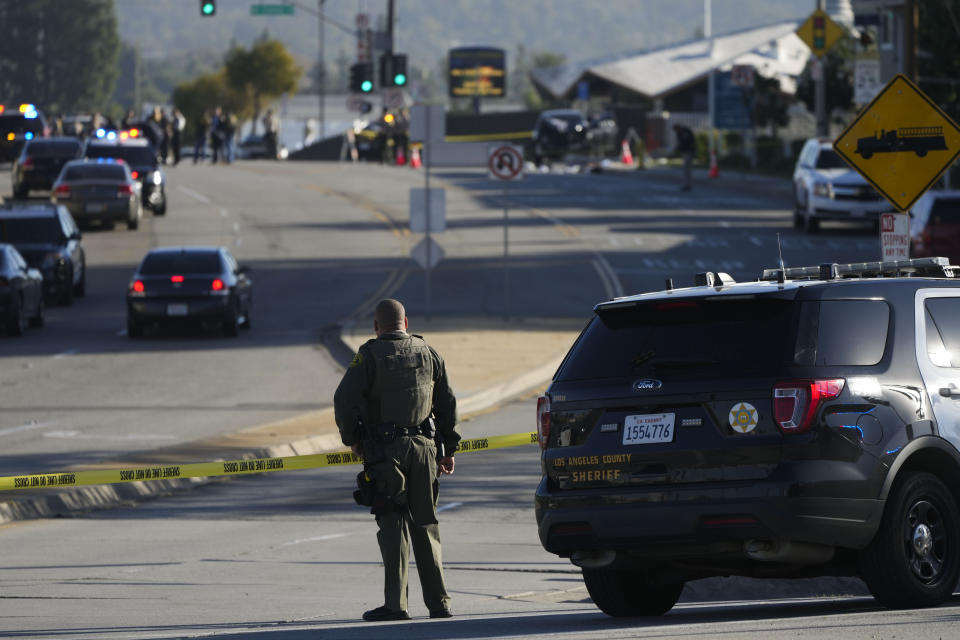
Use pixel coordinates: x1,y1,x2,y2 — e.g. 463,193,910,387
939,385,960,399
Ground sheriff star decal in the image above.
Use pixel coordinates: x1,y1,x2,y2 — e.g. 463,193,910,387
728,402,759,434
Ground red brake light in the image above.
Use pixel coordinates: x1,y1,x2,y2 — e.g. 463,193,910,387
773,379,845,433
21,156,34,168
536,395,552,448
170,275,184,283
130,170,139,180
211,278,225,291
118,184,134,196
130,280,145,294
54,184,70,196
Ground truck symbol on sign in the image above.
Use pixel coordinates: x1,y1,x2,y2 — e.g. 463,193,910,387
855,126,948,159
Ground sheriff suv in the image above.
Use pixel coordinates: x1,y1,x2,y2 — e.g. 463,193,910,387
536,257,960,616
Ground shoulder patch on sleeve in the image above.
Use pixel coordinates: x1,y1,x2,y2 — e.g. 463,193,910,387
349,351,363,368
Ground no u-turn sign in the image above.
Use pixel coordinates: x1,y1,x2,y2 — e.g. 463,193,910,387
488,144,524,181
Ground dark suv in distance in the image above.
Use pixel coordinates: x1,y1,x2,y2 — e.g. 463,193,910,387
0,104,47,163
536,258,960,616
531,109,589,166
12,137,84,197
0,203,85,305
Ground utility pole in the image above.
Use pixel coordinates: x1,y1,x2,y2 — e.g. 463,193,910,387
815,0,827,136
705,0,717,176
318,0,325,140
905,0,918,82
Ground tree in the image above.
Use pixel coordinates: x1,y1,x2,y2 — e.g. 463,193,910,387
750,75,790,137
918,0,960,124
0,0,119,113
795,37,855,120
224,38,301,135
173,69,246,140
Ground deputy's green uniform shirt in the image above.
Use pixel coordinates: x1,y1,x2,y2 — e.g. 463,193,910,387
333,330,459,614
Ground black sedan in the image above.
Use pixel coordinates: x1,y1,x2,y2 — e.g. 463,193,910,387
84,134,167,215
126,246,252,338
12,137,83,198
52,159,143,230
0,243,44,336
0,202,85,305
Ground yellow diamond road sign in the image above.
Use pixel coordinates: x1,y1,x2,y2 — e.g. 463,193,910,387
796,8,845,57
834,74,960,212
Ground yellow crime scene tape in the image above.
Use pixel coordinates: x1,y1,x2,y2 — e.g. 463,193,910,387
0,432,539,492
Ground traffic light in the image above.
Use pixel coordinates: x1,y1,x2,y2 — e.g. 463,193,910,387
391,54,407,87
350,62,374,93
380,54,408,88
200,0,216,16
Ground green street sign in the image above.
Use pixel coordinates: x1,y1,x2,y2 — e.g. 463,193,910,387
250,4,294,16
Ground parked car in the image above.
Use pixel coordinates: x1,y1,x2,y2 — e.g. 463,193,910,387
84,132,166,215
0,104,47,163
11,137,84,198
793,138,890,233
52,159,142,230
536,256,960,616
911,190,960,264
0,202,84,305
0,242,44,335
126,246,252,338
236,134,288,160
531,109,589,165
586,112,619,156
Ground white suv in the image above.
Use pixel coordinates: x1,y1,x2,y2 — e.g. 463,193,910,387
793,138,891,233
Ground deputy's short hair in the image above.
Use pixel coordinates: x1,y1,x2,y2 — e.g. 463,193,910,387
375,299,406,330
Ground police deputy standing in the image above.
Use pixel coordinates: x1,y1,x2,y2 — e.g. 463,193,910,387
334,299,460,622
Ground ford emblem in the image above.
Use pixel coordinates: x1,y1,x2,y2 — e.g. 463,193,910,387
633,379,663,392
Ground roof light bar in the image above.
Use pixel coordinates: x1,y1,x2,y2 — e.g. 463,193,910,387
759,257,958,281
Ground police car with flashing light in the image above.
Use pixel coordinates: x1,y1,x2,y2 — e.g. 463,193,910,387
0,104,47,163
536,257,960,616
83,129,166,215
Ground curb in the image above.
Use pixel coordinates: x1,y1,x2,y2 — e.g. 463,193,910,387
0,322,559,525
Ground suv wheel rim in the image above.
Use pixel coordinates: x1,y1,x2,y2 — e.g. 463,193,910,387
906,499,946,583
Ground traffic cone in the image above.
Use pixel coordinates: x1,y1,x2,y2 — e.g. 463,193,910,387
410,145,422,169
708,149,719,178
396,144,406,166
620,139,634,166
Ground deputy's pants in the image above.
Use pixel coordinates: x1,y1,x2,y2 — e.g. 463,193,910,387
374,434,450,613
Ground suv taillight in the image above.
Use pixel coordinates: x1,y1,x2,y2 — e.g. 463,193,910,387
54,184,70,196
773,379,845,433
536,395,551,449
21,156,34,168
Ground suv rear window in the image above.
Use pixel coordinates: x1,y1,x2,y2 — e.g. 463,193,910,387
0,115,44,135
557,296,796,381
85,144,156,165
139,252,222,274
0,216,62,243
63,165,126,181
931,198,960,223
26,140,82,156
794,300,890,366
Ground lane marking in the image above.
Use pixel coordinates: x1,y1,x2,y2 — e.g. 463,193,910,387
0,421,55,437
300,183,409,238
177,185,211,204
278,533,349,548
52,349,77,359
438,502,464,513
529,208,580,237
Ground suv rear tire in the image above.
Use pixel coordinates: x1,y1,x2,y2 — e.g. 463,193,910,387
582,567,684,617
860,472,960,609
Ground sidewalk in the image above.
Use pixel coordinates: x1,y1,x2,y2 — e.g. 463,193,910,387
0,317,584,524
601,162,794,202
